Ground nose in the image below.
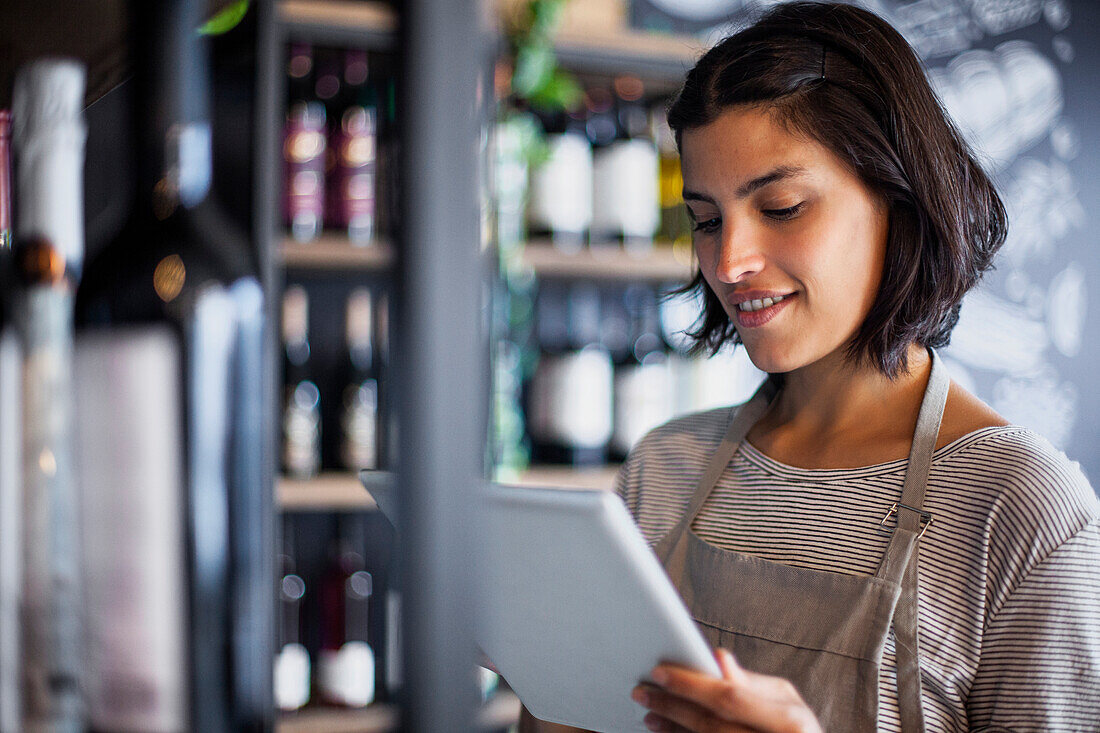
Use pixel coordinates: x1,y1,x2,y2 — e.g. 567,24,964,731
713,225,765,284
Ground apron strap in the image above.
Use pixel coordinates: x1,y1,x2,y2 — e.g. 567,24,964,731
654,376,777,564
878,349,949,733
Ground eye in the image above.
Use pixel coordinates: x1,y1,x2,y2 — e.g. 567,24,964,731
691,217,721,234
763,203,804,221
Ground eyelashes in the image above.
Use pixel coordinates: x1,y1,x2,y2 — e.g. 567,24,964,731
689,202,806,234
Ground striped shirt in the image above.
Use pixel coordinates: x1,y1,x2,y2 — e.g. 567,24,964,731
616,406,1100,732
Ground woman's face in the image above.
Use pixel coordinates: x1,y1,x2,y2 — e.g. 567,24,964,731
680,105,890,375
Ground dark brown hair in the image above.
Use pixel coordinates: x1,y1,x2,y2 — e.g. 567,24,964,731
668,1,1007,377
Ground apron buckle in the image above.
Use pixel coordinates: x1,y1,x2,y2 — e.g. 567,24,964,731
879,502,933,538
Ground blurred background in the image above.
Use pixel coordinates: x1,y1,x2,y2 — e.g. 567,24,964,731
0,0,1095,731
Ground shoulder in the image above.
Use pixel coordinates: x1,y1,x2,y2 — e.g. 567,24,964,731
940,426,1098,525
933,425,1100,594
614,405,733,536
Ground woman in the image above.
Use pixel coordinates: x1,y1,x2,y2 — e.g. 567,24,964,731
519,2,1100,732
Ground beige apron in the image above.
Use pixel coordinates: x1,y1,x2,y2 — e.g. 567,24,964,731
654,351,948,732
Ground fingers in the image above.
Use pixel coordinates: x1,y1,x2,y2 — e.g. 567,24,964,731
636,649,822,733
634,687,756,733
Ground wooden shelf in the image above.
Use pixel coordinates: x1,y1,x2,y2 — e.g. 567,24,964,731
278,0,397,49
277,703,398,733
280,235,395,271
554,27,702,86
276,0,699,84
521,239,694,281
279,472,378,511
276,690,521,732
279,466,617,511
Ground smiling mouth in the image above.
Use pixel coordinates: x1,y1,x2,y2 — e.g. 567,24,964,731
731,292,795,328
737,293,791,312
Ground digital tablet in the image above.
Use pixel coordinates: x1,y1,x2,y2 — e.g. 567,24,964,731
361,473,721,732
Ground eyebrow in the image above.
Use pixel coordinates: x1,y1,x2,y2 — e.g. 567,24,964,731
682,165,809,204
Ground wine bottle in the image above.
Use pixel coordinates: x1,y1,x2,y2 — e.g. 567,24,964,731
74,0,271,729
339,288,381,471
329,51,377,246
13,59,87,733
653,104,691,247
318,515,376,707
611,285,674,460
528,282,613,466
591,76,659,252
274,517,310,712
0,106,23,733
282,285,321,479
284,101,327,243
527,108,592,253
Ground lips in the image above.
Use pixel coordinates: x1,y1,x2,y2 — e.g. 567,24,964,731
726,290,796,329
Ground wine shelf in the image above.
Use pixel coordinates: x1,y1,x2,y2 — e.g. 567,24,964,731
279,472,379,511
276,0,701,84
278,0,397,49
276,690,522,732
281,234,692,279
280,235,395,271
279,465,618,511
277,703,397,733
520,239,694,281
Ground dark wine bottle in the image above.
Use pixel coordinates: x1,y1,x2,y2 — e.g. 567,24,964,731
527,108,592,253
74,0,272,730
282,285,321,479
591,76,659,252
528,282,613,466
339,288,381,471
318,515,376,707
611,285,674,461
329,50,377,246
274,517,309,712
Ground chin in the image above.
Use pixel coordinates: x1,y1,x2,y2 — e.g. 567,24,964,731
738,340,813,375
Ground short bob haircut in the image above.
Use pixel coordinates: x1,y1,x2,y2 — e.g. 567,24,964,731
668,1,1007,377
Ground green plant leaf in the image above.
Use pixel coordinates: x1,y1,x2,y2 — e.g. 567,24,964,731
512,42,555,98
530,69,582,111
198,0,251,35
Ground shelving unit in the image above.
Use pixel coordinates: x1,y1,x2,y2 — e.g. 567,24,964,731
276,0,701,85
280,235,395,271
269,1,698,727
521,239,693,281
277,0,396,49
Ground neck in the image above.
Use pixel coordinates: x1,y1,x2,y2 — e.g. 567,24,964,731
766,342,931,440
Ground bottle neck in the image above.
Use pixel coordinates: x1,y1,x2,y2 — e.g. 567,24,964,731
132,0,212,213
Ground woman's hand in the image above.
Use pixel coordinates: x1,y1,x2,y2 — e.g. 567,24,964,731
631,648,822,733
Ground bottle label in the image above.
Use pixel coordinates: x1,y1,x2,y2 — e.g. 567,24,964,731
283,381,321,478
274,643,311,711
592,139,660,240
332,108,377,244
528,132,593,237
283,107,327,242
531,345,613,448
340,380,379,470
318,641,376,707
